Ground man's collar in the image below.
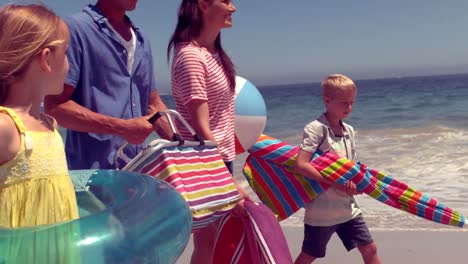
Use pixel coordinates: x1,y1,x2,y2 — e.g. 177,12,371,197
82,4,140,30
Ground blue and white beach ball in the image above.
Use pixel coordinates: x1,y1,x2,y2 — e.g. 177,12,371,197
234,76,267,154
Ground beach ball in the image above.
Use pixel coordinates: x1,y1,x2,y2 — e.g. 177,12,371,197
234,76,267,155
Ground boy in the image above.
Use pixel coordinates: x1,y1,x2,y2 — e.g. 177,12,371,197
294,74,382,264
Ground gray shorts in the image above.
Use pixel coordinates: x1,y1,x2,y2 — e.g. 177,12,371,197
301,214,374,258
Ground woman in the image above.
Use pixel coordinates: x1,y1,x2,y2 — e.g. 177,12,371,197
167,0,249,263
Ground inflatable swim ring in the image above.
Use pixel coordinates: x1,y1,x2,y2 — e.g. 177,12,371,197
0,170,192,264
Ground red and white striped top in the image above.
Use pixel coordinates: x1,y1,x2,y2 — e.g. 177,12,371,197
171,43,235,162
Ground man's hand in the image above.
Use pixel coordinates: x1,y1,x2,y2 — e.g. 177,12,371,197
152,117,173,140
118,117,154,144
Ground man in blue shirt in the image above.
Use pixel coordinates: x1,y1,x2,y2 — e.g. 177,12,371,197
45,0,171,169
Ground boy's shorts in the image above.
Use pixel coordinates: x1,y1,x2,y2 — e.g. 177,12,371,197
301,214,374,258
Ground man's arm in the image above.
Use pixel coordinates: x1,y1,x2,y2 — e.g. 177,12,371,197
147,90,172,140
44,84,153,144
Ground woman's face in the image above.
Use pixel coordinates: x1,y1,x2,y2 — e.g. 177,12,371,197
200,0,236,30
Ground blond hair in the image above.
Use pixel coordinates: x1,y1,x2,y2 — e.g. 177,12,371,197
0,4,68,104
321,74,357,98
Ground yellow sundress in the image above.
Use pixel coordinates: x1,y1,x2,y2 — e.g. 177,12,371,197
0,106,80,263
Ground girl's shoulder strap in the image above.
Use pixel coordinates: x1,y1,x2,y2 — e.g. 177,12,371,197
0,106,32,151
0,106,27,135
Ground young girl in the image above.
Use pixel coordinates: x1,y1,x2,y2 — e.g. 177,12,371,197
167,0,248,263
0,4,79,263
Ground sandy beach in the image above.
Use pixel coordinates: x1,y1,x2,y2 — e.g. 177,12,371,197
176,227,468,263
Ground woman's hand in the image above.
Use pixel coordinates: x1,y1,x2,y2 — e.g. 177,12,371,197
236,184,251,201
231,202,247,217
231,182,251,217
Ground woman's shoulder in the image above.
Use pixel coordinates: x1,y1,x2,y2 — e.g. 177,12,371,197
173,43,208,72
176,42,203,55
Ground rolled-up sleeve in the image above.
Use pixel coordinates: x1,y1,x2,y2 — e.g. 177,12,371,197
64,16,82,88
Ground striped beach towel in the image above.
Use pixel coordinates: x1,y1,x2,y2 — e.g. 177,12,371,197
212,200,293,264
243,134,467,228
123,139,241,232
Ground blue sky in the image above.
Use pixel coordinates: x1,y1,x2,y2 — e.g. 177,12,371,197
2,0,468,93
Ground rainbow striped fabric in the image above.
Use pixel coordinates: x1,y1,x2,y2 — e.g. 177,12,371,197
123,139,241,232
243,134,467,228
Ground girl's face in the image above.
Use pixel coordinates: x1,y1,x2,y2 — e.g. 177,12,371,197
200,0,236,30
47,33,69,95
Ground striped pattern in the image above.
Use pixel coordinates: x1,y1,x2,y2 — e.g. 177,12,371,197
243,134,466,228
172,43,235,162
234,76,267,155
124,140,241,231
212,201,293,264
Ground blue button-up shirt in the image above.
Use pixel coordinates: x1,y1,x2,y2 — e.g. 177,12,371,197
64,5,156,169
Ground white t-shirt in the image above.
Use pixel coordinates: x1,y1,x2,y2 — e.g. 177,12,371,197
106,21,136,73
301,114,361,226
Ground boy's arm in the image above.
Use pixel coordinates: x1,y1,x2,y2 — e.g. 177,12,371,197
294,149,359,194
294,149,325,182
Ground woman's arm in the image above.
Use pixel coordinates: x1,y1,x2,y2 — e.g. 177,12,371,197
185,99,216,143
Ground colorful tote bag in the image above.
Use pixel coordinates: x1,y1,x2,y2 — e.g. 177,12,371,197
116,110,241,231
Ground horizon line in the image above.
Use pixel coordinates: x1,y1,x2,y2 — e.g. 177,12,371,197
159,72,468,95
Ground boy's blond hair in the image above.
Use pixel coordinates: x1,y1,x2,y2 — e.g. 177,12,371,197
321,74,357,98
0,4,68,104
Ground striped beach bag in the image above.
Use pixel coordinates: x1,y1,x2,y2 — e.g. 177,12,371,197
116,110,241,232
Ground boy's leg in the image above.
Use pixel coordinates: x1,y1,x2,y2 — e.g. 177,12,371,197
357,242,381,264
336,215,382,264
294,251,317,264
294,224,337,264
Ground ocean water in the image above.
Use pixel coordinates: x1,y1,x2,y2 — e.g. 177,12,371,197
54,73,468,231
162,73,468,231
